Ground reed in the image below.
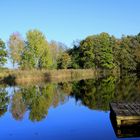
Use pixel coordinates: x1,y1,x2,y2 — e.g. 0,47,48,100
0,69,119,85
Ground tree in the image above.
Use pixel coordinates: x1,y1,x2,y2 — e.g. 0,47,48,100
132,33,140,70
20,42,36,69
0,39,7,67
49,41,66,68
26,29,52,69
57,52,71,69
113,36,136,71
8,32,24,68
68,40,81,69
69,33,115,69
79,37,95,68
49,41,58,68
94,33,115,69
68,32,140,71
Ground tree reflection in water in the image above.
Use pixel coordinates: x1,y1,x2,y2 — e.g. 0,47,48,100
0,86,9,117
0,74,140,121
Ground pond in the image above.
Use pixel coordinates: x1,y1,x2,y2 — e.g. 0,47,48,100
0,74,140,140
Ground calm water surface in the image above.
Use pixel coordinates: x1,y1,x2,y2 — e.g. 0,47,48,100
0,74,140,140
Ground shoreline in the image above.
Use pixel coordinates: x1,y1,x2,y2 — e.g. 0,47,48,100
0,69,119,85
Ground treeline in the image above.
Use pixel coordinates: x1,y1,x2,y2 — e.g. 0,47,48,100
0,30,140,71
0,30,68,70
69,32,140,71
8,30,67,69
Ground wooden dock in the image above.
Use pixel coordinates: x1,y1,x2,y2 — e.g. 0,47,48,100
110,102,140,127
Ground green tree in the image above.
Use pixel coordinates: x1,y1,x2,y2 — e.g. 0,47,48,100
132,33,140,70
113,36,136,71
79,37,95,68
94,33,115,69
57,52,71,69
0,39,7,67
20,42,36,69
68,33,115,69
26,29,52,69
8,32,24,68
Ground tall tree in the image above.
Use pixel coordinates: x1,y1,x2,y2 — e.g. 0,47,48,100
79,37,95,68
8,32,24,68
20,42,36,69
94,33,114,69
26,29,52,69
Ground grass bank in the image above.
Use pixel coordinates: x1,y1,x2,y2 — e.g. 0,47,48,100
0,69,103,85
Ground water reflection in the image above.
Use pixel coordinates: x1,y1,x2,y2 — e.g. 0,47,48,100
9,84,71,121
0,86,9,117
71,74,140,110
0,74,140,122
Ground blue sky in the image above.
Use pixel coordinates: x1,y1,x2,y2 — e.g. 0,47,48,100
0,0,140,47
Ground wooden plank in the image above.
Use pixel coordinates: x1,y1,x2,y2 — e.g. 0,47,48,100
110,102,140,116
124,104,136,115
129,104,140,115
